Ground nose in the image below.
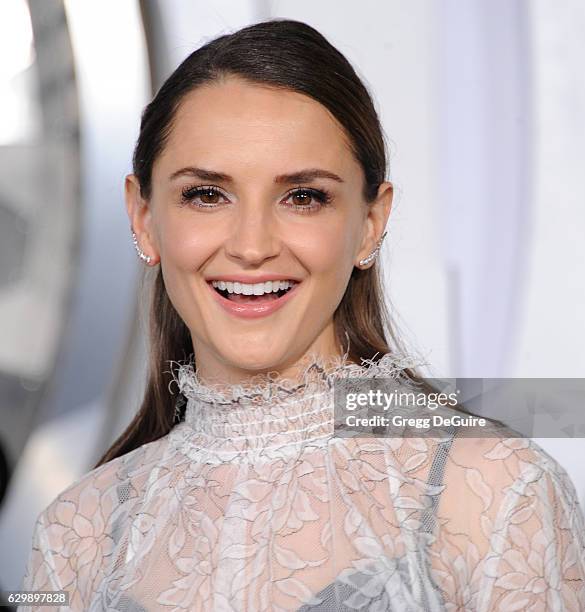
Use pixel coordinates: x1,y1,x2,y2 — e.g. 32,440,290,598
224,200,280,266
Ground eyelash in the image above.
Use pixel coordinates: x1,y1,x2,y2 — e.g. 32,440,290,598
179,185,333,213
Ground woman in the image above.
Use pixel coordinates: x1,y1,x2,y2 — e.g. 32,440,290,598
20,19,585,611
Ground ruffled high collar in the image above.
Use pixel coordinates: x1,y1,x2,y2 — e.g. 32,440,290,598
168,351,425,454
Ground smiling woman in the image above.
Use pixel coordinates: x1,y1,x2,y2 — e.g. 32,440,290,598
19,18,585,612
123,68,394,380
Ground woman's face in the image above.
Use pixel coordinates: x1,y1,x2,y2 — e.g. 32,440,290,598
126,76,392,382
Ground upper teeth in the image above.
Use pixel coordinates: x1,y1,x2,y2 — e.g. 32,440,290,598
211,280,297,295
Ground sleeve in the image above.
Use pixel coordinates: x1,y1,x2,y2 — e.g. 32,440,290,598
475,449,585,612
17,476,111,612
15,441,175,611
17,511,69,612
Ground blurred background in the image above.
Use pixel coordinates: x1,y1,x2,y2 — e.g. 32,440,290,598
0,0,584,595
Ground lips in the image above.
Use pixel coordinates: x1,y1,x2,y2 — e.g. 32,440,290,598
206,278,301,319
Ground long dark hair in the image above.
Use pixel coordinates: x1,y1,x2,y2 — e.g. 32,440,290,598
94,18,443,468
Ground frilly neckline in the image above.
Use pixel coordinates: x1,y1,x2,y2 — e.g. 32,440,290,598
167,349,427,409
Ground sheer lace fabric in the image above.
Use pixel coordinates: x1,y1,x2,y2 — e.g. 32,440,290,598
19,353,585,611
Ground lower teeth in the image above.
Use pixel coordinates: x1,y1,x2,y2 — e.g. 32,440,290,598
219,289,288,302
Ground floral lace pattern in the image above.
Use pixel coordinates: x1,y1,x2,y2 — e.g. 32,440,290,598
18,352,585,611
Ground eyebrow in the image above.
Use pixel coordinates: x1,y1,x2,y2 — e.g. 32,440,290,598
168,166,344,184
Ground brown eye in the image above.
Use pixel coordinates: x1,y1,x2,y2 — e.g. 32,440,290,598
180,185,227,208
283,187,333,213
291,191,314,206
199,188,220,204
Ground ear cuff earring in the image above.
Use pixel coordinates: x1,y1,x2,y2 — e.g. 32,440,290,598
358,231,387,267
131,231,153,265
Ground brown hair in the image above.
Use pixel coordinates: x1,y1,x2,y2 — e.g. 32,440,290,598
94,18,441,468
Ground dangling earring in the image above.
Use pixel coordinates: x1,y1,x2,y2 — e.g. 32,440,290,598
131,230,154,265
358,231,387,267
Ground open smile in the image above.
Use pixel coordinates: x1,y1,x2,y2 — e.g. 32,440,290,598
206,277,302,319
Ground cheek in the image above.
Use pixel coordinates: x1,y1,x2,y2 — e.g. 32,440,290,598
305,234,355,317
288,219,356,280
157,220,213,316
159,217,214,270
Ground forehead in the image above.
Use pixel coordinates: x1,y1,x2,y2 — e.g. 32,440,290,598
154,77,358,179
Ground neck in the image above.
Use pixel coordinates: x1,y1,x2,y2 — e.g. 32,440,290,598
173,350,354,408
190,332,346,389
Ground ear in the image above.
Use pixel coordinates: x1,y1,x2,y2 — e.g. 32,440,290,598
355,181,393,268
125,174,160,264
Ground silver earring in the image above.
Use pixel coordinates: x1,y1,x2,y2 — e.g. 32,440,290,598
358,231,387,267
131,231,153,265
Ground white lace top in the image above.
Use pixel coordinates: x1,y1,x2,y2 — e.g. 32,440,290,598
18,353,585,611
